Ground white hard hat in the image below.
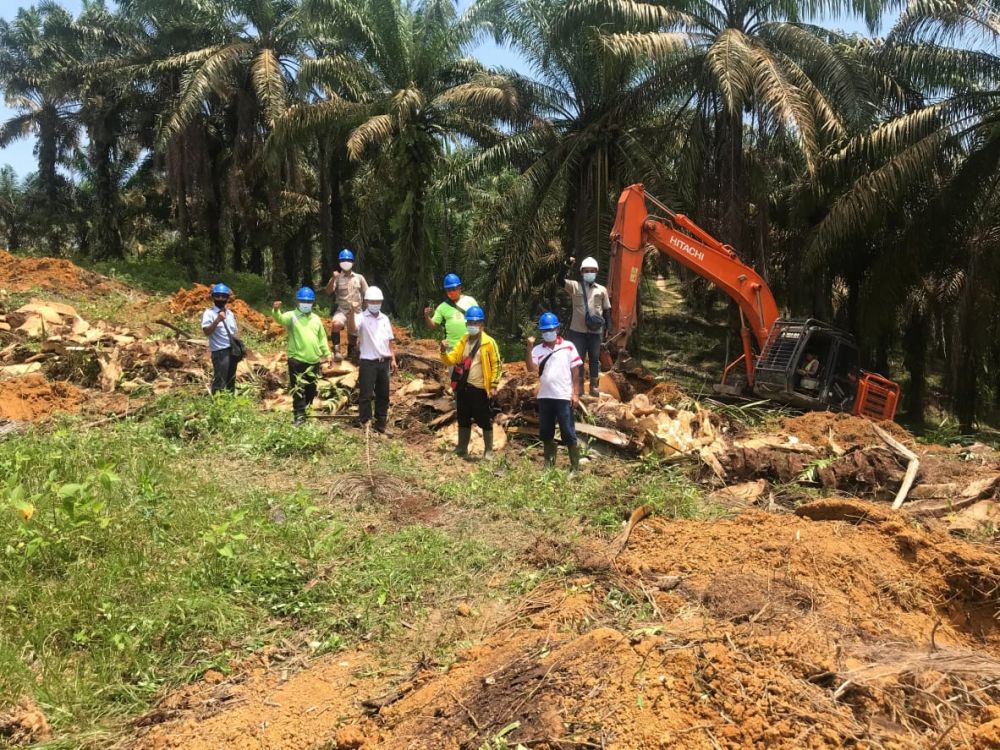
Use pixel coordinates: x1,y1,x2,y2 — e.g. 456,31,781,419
364,286,384,301
581,256,599,270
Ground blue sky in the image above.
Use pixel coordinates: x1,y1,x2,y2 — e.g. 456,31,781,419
0,0,888,178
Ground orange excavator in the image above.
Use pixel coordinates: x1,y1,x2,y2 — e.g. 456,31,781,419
605,184,899,421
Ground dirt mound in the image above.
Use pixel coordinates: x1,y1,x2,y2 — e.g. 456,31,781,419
780,411,911,449
0,250,124,295
168,285,281,336
0,374,82,421
135,503,1000,749
372,505,1000,749
0,701,51,747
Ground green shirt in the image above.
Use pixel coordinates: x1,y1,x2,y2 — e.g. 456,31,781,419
432,295,477,349
271,308,331,364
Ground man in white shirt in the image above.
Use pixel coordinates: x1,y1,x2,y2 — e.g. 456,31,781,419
356,286,397,434
525,311,582,475
201,283,239,394
558,255,611,396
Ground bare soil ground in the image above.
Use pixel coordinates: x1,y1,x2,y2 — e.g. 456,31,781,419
131,499,1000,750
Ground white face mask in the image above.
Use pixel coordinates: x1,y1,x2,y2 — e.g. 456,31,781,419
298,303,313,314
340,261,353,271
367,304,381,315
582,272,597,283
542,330,558,343
466,324,481,336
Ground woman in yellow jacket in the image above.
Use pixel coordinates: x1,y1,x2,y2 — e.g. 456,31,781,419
439,306,501,459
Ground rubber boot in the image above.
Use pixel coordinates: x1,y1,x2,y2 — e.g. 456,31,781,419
590,379,600,397
543,440,558,469
456,426,472,457
332,335,343,363
567,444,581,478
482,429,494,461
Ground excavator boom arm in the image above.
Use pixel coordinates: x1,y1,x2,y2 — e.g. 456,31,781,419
607,184,780,354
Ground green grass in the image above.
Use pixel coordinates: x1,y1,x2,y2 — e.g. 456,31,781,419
437,449,709,532
0,395,497,745
0,392,716,747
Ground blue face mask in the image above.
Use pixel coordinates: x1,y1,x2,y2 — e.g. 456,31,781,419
368,304,381,315
466,324,481,336
298,303,313,314
582,272,597,283
542,330,558,343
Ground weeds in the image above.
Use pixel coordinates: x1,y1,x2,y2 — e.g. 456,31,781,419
0,396,496,740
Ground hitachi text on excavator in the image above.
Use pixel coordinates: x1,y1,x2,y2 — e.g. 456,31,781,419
605,184,900,421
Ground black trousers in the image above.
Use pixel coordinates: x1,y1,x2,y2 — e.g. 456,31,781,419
211,348,238,394
358,358,391,425
567,329,602,386
288,358,319,417
457,385,493,430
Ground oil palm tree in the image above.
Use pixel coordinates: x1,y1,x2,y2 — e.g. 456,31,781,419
292,0,522,311
562,0,890,272
0,3,82,252
805,0,1000,428
454,0,683,316
130,0,306,274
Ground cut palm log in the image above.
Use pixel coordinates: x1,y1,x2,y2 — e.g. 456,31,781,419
873,424,919,510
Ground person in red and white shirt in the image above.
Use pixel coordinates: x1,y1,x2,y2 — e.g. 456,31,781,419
525,311,582,475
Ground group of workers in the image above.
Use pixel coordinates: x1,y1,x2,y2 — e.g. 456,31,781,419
202,250,614,474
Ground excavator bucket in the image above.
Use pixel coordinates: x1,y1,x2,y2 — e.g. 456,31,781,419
853,372,900,421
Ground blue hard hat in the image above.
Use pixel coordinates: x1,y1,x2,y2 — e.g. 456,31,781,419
295,286,316,302
465,305,485,322
338,249,355,262
211,283,231,297
538,312,559,331
443,273,462,290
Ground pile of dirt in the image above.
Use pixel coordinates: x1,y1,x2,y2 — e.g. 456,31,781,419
0,700,51,747
373,502,1000,749
0,250,124,295
0,374,82,421
780,411,911,449
168,285,282,337
131,502,1000,749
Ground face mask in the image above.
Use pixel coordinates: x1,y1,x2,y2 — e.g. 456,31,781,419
298,303,313,314
340,262,353,271
542,330,558,343
447,289,461,301
213,298,228,308
582,272,597,283
367,304,381,315
466,324,481,336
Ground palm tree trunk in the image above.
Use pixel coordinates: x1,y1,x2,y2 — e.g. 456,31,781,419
720,108,748,271
317,137,333,281
902,310,927,426
954,264,980,432
91,128,123,260
232,220,245,272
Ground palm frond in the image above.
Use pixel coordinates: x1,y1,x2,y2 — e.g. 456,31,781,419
347,113,394,160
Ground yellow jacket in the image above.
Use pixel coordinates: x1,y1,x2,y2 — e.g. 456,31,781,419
441,332,502,395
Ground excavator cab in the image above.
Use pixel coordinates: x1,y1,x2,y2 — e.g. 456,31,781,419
750,319,899,419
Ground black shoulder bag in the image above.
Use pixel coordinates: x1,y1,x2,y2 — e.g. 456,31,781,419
582,283,605,332
450,337,481,392
221,316,246,362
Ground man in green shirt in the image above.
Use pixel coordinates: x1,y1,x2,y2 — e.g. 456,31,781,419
271,287,333,425
424,273,478,349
